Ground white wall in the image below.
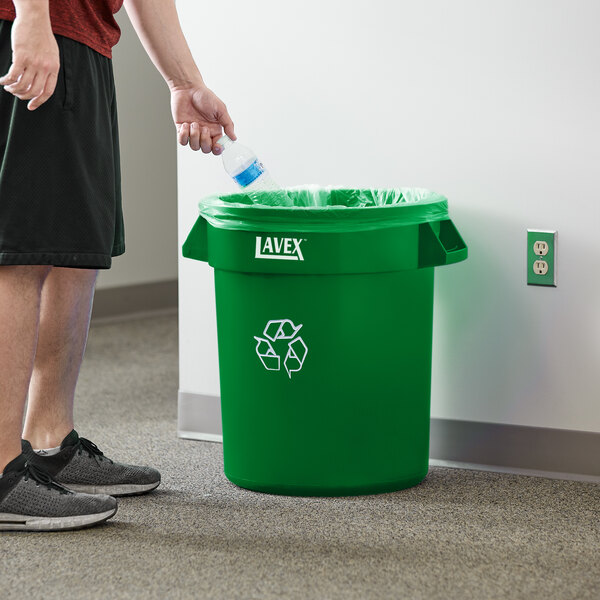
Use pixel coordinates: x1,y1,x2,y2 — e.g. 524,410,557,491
178,0,600,433
97,10,178,290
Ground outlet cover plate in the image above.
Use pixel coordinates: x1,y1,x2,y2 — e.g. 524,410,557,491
527,230,557,287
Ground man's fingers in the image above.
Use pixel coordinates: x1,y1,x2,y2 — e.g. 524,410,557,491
0,62,25,86
189,122,201,151
18,71,44,100
212,135,222,155
176,120,233,154
177,123,190,146
212,133,227,155
199,126,212,154
220,112,236,141
27,72,57,110
5,67,35,96
44,70,58,97
177,122,190,146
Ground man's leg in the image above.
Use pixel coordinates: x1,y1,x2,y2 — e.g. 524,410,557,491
21,265,161,497
0,265,117,531
0,265,51,473
21,267,98,450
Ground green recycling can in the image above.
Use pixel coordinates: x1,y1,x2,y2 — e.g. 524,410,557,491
183,187,467,496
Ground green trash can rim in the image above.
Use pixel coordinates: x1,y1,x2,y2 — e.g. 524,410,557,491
198,186,450,233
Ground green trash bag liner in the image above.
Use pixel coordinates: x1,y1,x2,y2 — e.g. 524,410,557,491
198,185,449,233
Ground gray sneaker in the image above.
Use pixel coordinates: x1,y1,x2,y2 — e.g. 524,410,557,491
23,430,161,497
0,453,117,532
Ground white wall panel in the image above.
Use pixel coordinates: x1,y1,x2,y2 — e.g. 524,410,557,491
178,0,600,433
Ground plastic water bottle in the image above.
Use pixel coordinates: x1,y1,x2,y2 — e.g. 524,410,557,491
217,135,292,206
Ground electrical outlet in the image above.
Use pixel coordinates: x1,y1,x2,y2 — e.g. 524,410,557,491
527,230,557,287
533,260,548,275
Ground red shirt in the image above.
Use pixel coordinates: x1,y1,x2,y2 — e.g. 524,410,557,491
0,0,124,58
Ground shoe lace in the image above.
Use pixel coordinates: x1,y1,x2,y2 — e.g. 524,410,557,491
23,462,71,495
76,437,114,465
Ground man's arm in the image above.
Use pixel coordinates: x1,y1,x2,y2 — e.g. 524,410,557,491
124,0,235,155
0,0,60,110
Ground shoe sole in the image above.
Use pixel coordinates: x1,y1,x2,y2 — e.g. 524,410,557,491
0,507,117,532
61,481,160,497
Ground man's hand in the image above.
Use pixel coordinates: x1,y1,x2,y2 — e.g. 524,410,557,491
0,2,60,111
171,83,236,155
124,0,236,155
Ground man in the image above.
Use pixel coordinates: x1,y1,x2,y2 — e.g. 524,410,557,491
0,0,235,531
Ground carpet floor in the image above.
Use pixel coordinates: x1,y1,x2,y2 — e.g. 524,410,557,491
1,314,598,599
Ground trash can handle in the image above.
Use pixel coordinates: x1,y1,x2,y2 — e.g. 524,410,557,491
182,216,209,262
418,220,467,268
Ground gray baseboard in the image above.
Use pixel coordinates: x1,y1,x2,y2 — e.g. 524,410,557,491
177,391,600,481
92,279,178,321
429,418,600,480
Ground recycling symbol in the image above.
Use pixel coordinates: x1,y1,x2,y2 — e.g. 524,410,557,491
254,319,308,378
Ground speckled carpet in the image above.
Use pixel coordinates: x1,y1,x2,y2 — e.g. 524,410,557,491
1,314,598,599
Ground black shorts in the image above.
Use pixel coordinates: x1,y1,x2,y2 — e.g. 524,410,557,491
0,20,124,269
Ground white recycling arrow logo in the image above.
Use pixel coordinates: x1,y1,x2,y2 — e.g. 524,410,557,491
254,319,308,378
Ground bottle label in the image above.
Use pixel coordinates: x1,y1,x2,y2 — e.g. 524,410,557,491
234,159,265,187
